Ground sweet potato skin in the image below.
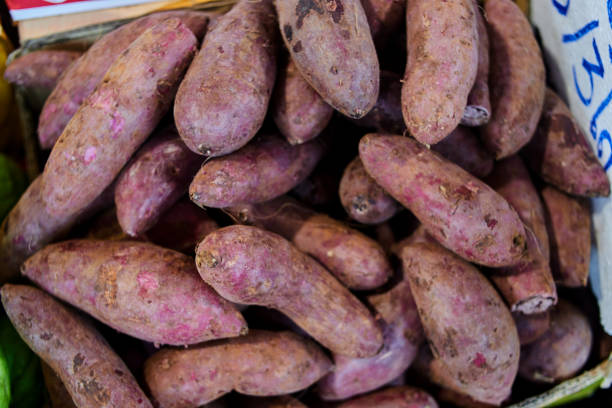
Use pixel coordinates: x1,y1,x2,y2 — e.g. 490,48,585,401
115,126,202,237
22,240,247,345
361,0,405,47
0,177,112,283
486,156,557,314
37,11,208,149
276,0,379,118
196,225,383,357
1,284,152,407
541,187,591,287
339,157,400,225
317,279,424,400
359,134,527,267
401,0,478,145
291,159,340,208
144,330,331,407
189,134,324,208
41,362,77,408
175,0,277,157
523,89,610,197
519,300,592,383
146,198,218,254
353,75,494,178
413,345,505,408
239,396,306,408
352,71,404,134
336,386,438,408
437,388,497,408
462,6,491,127
430,126,493,178
481,0,546,159
4,50,81,89
400,242,519,405
513,311,550,346
227,195,392,290
41,19,197,219
272,57,333,145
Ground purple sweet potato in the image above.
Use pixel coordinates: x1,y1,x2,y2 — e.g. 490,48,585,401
196,225,383,357
37,10,209,149
336,386,438,408
375,222,396,254
352,71,404,134
317,279,424,400
291,159,341,208
227,195,392,290
41,19,197,219
361,0,405,47
146,198,218,254
175,0,277,157
359,134,527,267
485,156,557,314
4,50,81,89
276,0,379,118
1,284,152,407
401,0,478,145
513,311,550,346
353,76,494,177
115,125,202,237
189,133,324,208
481,0,546,159
461,6,491,127
144,330,331,407
84,207,131,241
541,187,591,287
42,362,77,408
413,346,502,408
430,126,494,178
519,300,592,383
522,89,610,197
0,177,113,283
272,56,333,145
239,396,307,408
22,240,247,346
339,156,400,224
400,242,519,405
437,388,497,408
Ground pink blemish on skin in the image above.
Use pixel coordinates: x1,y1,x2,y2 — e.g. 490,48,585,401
137,271,159,292
486,218,498,229
110,114,124,138
83,147,97,164
170,324,194,343
209,369,217,380
473,353,486,368
12,235,25,246
41,103,57,120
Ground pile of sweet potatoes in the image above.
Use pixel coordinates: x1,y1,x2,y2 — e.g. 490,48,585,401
1,0,608,406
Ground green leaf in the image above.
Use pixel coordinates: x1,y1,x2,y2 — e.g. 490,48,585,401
508,354,612,408
9,355,42,408
544,378,603,407
0,154,27,222
0,345,11,408
0,316,43,408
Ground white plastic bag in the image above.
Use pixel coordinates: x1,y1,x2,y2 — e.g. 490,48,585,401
531,0,612,335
